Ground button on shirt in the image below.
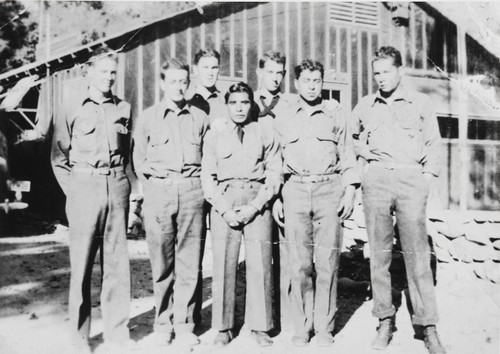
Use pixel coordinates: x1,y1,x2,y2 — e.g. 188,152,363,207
275,95,359,188
187,85,228,125
201,117,282,215
351,86,442,176
51,88,131,194
132,99,209,179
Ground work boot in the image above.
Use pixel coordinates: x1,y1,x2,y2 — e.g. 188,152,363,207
371,317,394,350
213,330,233,347
251,331,273,347
423,326,446,354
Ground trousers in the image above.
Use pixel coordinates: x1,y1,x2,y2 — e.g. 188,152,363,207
66,169,131,349
210,181,274,331
282,176,343,336
362,165,438,325
142,177,205,334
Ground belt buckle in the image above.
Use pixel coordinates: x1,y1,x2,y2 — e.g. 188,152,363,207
98,170,111,175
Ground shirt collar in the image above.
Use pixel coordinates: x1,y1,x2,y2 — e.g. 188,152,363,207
373,85,413,106
296,96,326,116
196,85,220,101
256,89,281,105
81,87,116,106
161,98,190,117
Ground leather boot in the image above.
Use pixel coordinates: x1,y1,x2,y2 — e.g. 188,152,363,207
424,326,446,354
371,317,394,350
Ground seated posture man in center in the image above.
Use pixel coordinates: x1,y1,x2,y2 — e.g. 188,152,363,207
132,58,209,349
201,82,281,347
274,59,359,347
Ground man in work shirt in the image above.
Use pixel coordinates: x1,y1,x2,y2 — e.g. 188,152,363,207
51,47,133,353
253,50,293,332
351,46,445,354
201,82,281,347
132,58,209,349
187,48,227,124
274,59,359,347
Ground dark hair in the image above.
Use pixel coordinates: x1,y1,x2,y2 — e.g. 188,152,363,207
88,46,118,66
373,46,403,67
160,58,190,80
194,48,221,65
258,50,286,69
294,59,324,80
224,82,254,104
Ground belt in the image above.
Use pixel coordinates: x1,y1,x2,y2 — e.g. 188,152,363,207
285,174,338,183
221,179,264,189
146,175,200,186
72,166,125,177
369,161,422,170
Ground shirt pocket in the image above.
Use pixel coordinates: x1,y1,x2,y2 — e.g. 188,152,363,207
316,131,338,156
72,117,96,153
216,140,232,159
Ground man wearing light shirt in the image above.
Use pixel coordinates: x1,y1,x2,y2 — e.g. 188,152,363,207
351,46,445,354
132,58,209,349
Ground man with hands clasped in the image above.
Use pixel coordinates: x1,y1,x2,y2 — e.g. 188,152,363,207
201,82,281,347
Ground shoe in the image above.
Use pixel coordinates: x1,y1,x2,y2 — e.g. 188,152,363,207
291,334,310,347
424,326,446,354
175,332,200,347
251,331,273,347
213,330,233,347
316,332,335,347
371,317,394,350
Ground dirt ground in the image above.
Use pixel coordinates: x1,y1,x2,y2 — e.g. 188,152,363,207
0,215,499,354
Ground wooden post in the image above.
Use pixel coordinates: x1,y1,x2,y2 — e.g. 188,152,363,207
457,26,468,211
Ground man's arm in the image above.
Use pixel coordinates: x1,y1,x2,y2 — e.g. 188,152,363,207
131,110,150,182
50,104,72,195
351,101,378,162
420,96,442,178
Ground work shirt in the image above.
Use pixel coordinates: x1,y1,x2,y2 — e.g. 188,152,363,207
132,99,209,180
201,117,282,215
51,87,131,194
351,85,442,176
187,85,228,124
274,95,359,188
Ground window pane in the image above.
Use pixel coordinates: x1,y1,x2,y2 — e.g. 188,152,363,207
143,38,156,109
468,119,500,140
329,26,337,71
246,4,259,89
234,10,244,78
158,24,171,63
301,3,311,58
124,47,138,119
314,3,326,64
414,7,424,69
340,28,348,73
288,3,299,92
361,31,369,97
262,3,274,53
438,116,459,139
351,29,358,107
220,16,231,77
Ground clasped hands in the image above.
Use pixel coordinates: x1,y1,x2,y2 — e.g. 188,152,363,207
222,204,259,228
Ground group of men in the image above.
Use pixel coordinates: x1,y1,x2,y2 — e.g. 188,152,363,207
50,45,446,354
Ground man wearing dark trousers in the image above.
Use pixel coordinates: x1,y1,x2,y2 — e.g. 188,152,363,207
274,59,359,347
351,46,446,354
132,58,209,349
51,47,134,354
202,82,281,347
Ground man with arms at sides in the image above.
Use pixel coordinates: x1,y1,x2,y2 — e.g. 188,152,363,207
253,50,293,333
351,46,445,354
201,82,281,347
273,59,359,347
132,58,209,349
188,48,228,125
51,47,134,353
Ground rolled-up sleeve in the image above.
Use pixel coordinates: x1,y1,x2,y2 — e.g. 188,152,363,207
201,130,232,215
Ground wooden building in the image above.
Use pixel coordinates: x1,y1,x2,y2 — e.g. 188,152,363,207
0,2,498,217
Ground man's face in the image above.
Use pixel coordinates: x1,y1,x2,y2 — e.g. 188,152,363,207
372,57,402,94
195,56,220,89
227,92,252,125
258,60,285,93
160,68,189,103
88,57,117,94
295,69,323,102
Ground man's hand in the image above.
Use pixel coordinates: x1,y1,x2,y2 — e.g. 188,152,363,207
222,209,241,228
0,75,39,111
272,199,285,228
234,205,259,226
337,185,356,221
